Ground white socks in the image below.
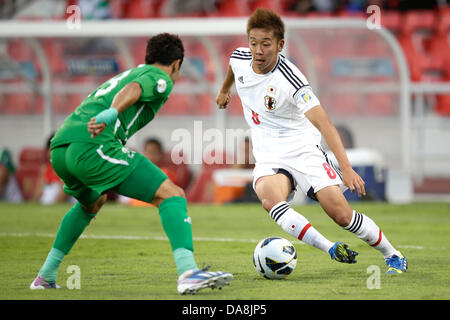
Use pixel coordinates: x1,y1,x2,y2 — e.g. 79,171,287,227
270,203,399,259
344,210,398,258
270,201,334,253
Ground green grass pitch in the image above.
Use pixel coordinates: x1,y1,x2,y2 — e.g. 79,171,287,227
0,201,449,300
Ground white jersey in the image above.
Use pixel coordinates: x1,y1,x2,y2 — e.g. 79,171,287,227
229,47,322,164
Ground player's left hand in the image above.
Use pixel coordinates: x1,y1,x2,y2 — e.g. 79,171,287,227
341,167,366,197
88,117,106,138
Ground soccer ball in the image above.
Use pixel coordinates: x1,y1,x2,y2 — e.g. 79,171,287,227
253,237,297,279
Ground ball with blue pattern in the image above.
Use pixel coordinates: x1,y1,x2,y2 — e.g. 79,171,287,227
253,237,298,279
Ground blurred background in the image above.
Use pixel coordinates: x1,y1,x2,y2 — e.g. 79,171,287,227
0,0,449,205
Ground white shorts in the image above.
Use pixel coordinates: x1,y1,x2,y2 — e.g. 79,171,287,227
252,145,347,201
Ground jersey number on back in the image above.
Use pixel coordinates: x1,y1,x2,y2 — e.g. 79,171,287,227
94,70,131,98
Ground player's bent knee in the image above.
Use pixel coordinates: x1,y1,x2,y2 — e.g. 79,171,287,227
260,197,280,213
82,193,107,214
152,179,185,207
320,201,352,226
170,184,185,198
331,212,352,227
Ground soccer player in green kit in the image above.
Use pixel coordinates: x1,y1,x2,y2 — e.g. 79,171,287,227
30,33,233,295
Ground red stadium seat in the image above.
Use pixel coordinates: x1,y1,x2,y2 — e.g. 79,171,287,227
42,39,66,75
162,152,192,189
380,10,402,34
19,147,44,167
401,10,435,36
159,94,191,115
32,95,44,114
52,93,68,114
186,149,233,203
109,0,130,19
17,147,45,200
7,39,33,61
365,93,396,116
1,93,31,114
398,35,432,82
327,92,360,115
124,0,157,19
227,94,243,116
427,34,450,71
186,168,215,203
15,165,41,201
398,10,437,82
251,0,284,13
435,7,450,35
192,94,213,115
65,93,84,113
131,38,147,66
305,12,333,18
435,93,450,116
184,41,216,82
435,65,450,116
336,11,366,19
213,36,248,70
216,0,251,17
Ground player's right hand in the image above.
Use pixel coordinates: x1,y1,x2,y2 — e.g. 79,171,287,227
216,91,231,109
341,167,366,197
88,117,106,138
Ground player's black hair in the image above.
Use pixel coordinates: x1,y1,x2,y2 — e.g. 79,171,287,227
145,33,184,66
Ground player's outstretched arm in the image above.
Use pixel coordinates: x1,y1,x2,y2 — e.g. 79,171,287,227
88,82,142,138
305,105,366,197
216,65,235,109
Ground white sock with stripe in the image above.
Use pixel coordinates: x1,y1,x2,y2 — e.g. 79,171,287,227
344,210,398,258
270,201,334,253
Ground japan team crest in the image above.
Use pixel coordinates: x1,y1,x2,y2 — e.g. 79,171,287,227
264,85,277,111
264,95,277,111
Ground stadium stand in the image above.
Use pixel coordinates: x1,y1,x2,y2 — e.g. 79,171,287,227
2,3,450,117
2,0,450,202
15,147,44,200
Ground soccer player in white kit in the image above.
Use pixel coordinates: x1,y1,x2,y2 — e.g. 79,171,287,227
216,8,407,274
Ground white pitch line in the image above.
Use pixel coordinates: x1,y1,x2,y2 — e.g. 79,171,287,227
0,232,424,249
0,232,268,244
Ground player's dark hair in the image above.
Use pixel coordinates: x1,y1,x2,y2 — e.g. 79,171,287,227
145,33,184,66
247,8,285,41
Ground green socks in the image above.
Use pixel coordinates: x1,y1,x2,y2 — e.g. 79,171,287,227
159,196,198,276
173,248,198,277
39,202,95,282
39,196,198,282
53,202,96,254
38,248,65,283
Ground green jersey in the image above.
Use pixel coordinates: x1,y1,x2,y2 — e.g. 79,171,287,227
51,64,173,149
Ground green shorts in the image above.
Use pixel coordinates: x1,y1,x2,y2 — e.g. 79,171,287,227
51,142,168,206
